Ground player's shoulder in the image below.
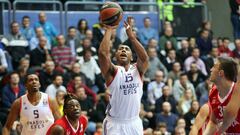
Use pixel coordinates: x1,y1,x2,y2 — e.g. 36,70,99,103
8,97,22,115
80,115,88,129
41,92,49,97
54,116,68,127
80,115,88,124
13,97,21,108
209,85,218,97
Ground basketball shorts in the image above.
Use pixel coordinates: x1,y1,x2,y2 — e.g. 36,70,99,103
103,116,143,135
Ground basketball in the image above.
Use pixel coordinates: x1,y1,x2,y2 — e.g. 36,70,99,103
100,2,123,26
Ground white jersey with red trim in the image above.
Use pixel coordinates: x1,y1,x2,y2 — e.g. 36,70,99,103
106,64,143,120
20,92,54,135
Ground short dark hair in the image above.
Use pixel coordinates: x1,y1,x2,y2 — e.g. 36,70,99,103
199,29,209,34
22,15,30,21
218,56,238,82
83,48,92,56
143,17,150,22
24,73,39,84
180,72,187,77
167,49,176,53
9,71,19,78
73,74,81,80
53,74,62,81
192,47,199,51
68,26,76,31
10,21,18,28
63,93,79,110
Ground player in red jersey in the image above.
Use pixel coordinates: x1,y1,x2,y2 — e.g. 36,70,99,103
47,93,88,135
204,56,240,134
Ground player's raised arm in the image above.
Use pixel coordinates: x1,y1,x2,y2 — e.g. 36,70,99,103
98,25,117,83
49,98,61,120
217,61,240,133
189,103,209,135
124,17,149,75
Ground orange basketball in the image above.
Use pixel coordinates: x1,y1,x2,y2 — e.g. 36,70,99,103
100,2,123,26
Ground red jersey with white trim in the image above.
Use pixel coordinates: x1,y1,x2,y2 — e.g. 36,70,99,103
46,115,88,135
209,83,240,133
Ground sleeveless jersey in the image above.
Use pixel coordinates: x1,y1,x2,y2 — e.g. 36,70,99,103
209,83,240,133
46,115,88,135
106,64,143,120
20,92,54,135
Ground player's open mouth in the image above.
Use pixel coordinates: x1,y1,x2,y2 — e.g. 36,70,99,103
74,111,80,113
120,53,127,58
74,111,80,114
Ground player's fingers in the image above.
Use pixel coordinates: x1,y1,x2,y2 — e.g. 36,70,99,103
124,22,130,30
112,24,119,29
124,21,127,27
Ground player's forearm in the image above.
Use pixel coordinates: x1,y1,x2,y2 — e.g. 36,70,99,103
130,37,148,62
189,126,199,135
2,126,10,135
203,121,217,135
98,29,112,56
189,120,205,135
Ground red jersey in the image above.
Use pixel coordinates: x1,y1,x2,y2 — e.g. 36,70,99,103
209,83,240,133
46,115,88,135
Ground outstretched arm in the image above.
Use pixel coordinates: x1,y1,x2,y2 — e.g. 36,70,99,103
124,17,149,75
98,25,117,83
217,64,240,133
189,103,209,135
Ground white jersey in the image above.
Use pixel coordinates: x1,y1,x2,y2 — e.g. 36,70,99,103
106,64,143,120
20,92,54,135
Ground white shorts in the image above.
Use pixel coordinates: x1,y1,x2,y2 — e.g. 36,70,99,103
103,116,143,135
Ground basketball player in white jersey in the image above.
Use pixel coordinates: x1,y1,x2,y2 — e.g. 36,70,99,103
98,17,149,135
2,73,61,135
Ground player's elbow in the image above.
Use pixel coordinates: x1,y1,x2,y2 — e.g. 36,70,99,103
98,51,107,59
139,56,149,66
144,55,149,63
98,49,109,58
